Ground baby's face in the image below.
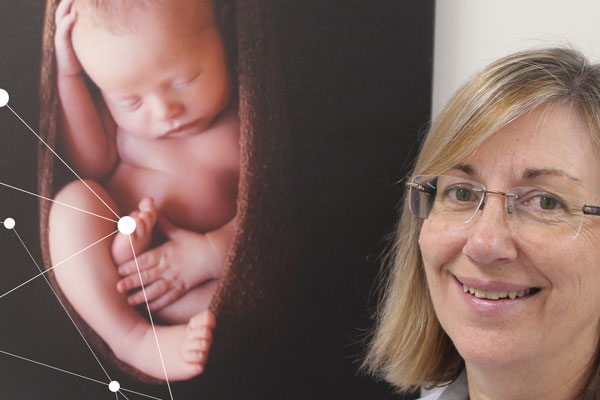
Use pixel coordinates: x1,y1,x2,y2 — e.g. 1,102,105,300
72,2,229,139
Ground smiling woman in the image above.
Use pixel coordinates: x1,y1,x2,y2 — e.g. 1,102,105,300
364,48,600,400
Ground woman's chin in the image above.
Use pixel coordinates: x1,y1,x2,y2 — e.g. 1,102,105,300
450,327,528,369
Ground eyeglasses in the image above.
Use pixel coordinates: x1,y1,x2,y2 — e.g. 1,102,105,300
406,175,600,239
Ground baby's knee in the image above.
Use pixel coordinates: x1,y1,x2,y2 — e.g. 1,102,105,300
48,180,120,260
49,179,121,237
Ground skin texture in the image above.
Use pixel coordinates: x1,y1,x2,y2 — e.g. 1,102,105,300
419,104,600,400
51,0,239,380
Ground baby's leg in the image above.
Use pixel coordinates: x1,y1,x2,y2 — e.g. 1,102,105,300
111,197,157,265
48,180,214,380
155,279,219,324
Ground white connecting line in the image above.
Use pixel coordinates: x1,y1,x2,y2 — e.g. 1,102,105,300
0,102,174,399
0,180,118,223
6,104,120,220
10,228,164,400
129,236,174,399
0,229,119,301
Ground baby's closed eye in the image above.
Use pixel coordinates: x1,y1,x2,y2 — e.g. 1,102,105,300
113,96,142,110
171,71,202,89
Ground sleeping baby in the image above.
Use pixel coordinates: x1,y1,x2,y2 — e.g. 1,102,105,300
49,0,239,380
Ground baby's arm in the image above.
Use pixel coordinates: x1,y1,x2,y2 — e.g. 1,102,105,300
55,0,117,180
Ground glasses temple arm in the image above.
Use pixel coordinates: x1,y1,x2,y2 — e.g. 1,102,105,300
582,205,600,216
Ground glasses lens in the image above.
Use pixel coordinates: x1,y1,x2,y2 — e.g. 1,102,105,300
408,175,484,221
408,176,437,218
507,187,584,237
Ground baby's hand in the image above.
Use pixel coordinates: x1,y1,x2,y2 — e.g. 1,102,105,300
55,0,82,76
116,214,222,311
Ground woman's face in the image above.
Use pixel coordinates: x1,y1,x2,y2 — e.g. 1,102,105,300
419,104,600,372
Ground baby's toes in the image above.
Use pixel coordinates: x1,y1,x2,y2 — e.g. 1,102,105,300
139,211,157,234
180,312,215,371
139,197,156,214
186,318,213,348
187,326,213,343
182,350,207,365
184,336,212,354
181,334,211,372
188,310,217,331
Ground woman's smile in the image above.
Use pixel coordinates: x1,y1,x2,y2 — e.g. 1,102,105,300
451,273,541,316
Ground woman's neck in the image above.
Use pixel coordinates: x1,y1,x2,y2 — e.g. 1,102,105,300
464,352,595,400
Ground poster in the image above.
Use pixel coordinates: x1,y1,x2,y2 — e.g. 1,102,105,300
0,1,433,399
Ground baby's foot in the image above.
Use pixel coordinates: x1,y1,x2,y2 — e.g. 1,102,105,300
181,310,216,372
111,197,157,265
121,310,216,381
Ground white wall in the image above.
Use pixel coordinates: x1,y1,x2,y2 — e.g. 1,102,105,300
433,0,600,118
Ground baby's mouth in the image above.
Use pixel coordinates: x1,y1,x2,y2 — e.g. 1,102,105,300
165,120,196,136
462,283,540,300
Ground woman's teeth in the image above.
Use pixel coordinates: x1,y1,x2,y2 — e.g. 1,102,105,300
462,284,532,300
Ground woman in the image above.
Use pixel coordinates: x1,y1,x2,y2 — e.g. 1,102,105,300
364,47,600,399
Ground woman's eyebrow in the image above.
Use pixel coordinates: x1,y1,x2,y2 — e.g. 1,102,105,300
452,164,477,176
522,168,580,182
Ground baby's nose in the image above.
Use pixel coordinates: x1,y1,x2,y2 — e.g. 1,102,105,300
150,97,183,121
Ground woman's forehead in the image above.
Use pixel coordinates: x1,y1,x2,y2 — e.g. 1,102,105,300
456,104,597,183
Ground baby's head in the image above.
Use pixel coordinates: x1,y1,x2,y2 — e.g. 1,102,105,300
71,0,231,139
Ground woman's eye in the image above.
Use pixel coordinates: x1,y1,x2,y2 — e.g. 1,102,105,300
455,188,472,201
520,191,565,212
447,187,475,202
537,195,561,210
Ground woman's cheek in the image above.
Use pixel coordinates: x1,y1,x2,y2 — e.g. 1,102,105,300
419,219,466,274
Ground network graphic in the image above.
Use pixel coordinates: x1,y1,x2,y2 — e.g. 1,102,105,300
0,88,173,399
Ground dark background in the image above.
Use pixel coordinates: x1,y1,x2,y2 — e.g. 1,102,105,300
0,1,433,398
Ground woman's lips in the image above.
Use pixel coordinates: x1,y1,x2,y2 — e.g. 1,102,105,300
454,276,540,301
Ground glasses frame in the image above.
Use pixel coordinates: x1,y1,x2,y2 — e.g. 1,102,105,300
406,175,600,238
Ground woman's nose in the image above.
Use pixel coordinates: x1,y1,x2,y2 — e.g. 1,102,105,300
462,195,518,266
149,96,184,121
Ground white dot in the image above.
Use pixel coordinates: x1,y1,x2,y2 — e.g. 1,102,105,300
117,216,136,234
108,380,120,392
0,89,8,107
3,218,15,229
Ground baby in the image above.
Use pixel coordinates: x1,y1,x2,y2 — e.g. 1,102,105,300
49,0,239,380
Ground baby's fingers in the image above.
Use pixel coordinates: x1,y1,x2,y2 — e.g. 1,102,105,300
126,280,171,305
55,0,75,22
54,6,80,76
148,288,185,311
118,248,161,275
55,10,77,43
116,266,162,293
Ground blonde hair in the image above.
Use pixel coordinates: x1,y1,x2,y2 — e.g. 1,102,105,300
363,47,600,392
